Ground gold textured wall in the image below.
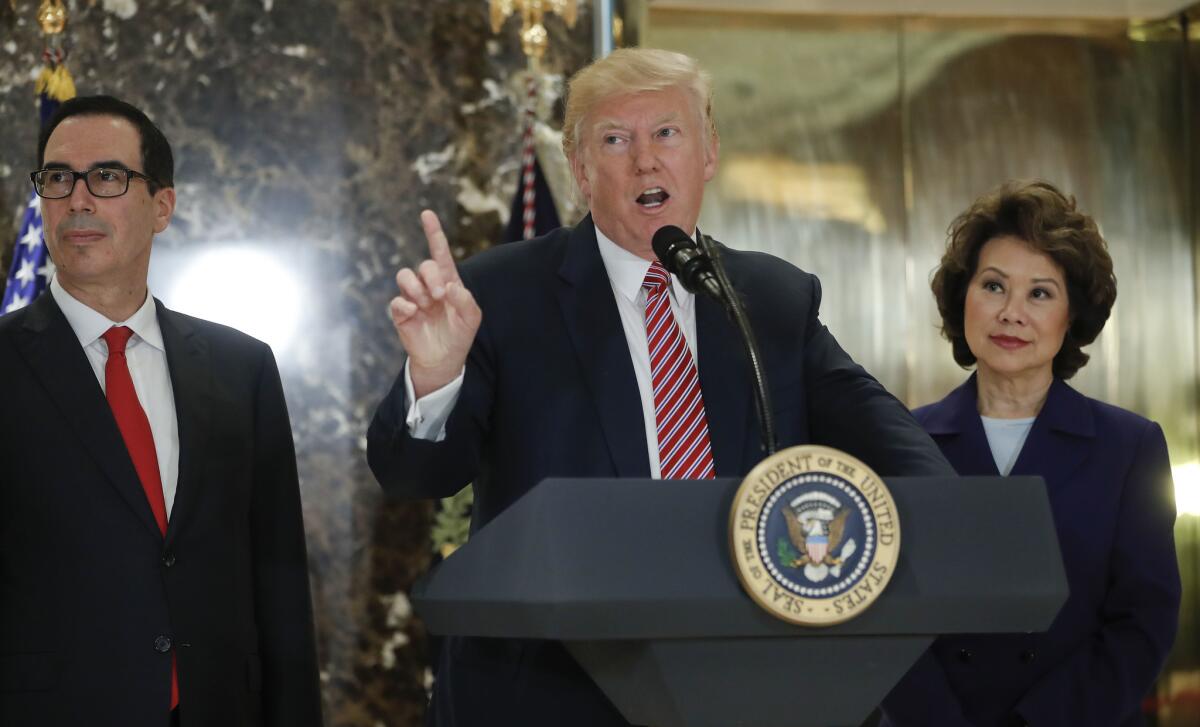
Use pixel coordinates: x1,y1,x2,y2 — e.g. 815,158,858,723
645,7,1199,723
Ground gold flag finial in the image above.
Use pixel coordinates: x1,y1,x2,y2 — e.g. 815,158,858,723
489,0,577,60
37,0,67,35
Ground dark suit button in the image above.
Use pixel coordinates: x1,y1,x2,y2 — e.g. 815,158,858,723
154,635,172,653
957,649,972,663
1020,649,1036,663
162,551,176,567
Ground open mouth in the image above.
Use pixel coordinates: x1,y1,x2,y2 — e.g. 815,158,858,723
636,187,669,208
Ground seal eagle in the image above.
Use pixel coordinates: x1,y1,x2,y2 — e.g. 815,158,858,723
783,505,850,567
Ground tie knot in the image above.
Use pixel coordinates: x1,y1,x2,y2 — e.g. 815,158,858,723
102,326,135,355
642,261,671,293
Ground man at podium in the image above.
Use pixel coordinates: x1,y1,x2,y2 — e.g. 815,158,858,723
368,48,953,727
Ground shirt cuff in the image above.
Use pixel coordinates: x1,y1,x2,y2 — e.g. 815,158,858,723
404,361,464,442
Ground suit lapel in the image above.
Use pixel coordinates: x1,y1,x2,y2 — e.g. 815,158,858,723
694,286,752,476
156,302,212,545
925,374,1093,483
15,293,164,540
922,375,1000,476
1009,377,1093,485
555,217,650,478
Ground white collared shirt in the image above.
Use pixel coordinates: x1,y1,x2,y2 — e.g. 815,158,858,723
404,226,699,479
51,276,181,516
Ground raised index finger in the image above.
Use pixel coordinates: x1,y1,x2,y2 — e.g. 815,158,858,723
420,209,460,284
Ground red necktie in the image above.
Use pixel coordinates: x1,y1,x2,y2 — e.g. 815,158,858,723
642,262,716,480
101,326,179,710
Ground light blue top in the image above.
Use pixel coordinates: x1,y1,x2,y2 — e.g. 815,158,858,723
980,415,1036,475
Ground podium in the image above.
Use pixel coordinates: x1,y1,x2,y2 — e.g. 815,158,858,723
412,476,1068,727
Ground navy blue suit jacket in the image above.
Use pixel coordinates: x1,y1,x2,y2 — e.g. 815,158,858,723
882,374,1180,727
368,217,952,727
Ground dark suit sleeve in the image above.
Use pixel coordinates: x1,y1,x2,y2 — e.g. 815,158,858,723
249,347,323,726
800,276,953,478
1012,421,1180,725
367,270,495,500
880,650,974,726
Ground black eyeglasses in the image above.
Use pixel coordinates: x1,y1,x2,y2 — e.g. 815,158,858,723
29,167,156,199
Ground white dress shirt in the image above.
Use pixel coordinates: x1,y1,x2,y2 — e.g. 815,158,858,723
405,226,699,479
51,276,181,516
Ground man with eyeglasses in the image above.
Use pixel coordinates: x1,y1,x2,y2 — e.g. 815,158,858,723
0,95,322,727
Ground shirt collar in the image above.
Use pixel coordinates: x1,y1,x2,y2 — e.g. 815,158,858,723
594,224,695,306
50,275,165,352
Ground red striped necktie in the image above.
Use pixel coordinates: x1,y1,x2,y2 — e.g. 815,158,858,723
642,261,716,480
102,326,179,710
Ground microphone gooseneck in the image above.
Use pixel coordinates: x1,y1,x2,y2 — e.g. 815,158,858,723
650,224,777,457
697,231,777,457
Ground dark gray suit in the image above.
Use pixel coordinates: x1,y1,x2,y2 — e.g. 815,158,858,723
0,292,322,727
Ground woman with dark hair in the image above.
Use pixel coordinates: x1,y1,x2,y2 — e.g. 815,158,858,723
881,180,1180,727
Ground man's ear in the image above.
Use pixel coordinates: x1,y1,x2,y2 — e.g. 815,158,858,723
703,133,719,182
153,187,176,233
570,151,592,203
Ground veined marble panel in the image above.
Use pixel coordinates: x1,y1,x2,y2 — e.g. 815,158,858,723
0,1,591,724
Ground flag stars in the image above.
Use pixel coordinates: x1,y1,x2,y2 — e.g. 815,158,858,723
19,223,42,250
4,192,50,313
3,293,30,313
14,258,35,285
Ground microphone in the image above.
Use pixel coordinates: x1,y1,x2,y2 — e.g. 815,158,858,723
654,225,778,456
651,225,723,301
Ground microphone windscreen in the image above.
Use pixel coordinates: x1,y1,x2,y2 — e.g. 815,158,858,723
651,225,693,272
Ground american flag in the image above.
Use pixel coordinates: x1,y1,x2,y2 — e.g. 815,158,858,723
501,74,560,244
1,192,54,313
3,46,72,314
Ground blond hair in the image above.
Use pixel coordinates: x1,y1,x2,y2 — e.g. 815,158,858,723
562,47,716,162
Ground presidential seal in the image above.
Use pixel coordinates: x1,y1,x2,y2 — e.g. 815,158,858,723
729,445,900,626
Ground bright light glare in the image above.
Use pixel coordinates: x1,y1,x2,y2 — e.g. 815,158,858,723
1173,463,1200,518
167,247,303,356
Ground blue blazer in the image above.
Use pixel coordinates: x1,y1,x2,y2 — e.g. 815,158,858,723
368,217,953,727
882,374,1180,727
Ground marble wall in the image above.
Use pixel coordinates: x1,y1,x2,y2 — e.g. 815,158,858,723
0,1,590,724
